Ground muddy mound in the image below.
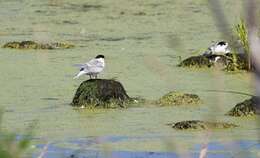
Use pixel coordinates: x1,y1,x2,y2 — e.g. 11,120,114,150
178,55,213,68
71,79,131,108
227,97,258,117
178,53,248,71
2,41,74,49
169,120,237,130
157,91,201,106
224,53,249,71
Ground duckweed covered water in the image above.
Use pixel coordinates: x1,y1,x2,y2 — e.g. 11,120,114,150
0,0,258,157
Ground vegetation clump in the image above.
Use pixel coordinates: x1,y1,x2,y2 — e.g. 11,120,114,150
227,97,258,117
178,53,249,71
208,53,249,71
71,79,132,108
179,19,252,71
224,53,249,71
157,91,201,106
169,120,237,130
178,55,213,68
2,41,74,49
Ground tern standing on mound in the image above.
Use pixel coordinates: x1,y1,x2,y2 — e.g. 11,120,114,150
203,41,231,55
74,55,105,79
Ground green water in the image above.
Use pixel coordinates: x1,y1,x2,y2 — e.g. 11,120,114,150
0,0,259,156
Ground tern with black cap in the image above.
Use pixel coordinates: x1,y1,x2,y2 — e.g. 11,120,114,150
73,55,105,79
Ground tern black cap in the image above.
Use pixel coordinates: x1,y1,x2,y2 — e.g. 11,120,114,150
95,55,105,59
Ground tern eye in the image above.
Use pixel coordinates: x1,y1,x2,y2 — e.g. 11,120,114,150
80,68,84,71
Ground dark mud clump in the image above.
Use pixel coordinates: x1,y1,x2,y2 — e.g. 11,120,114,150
170,120,237,130
227,97,258,117
178,53,249,71
2,41,74,49
157,91,201,106
71,79,132,108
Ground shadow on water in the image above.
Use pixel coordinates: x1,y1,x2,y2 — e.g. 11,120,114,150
32,136,260,158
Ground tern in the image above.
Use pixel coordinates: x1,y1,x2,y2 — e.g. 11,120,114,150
73,55,105,79
203,41,231,56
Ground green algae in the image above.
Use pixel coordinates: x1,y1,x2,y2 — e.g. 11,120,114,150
157,91,201,106
50,42,75,49
224,53,249,71
71,79,131,108
178,55,213,68
227,97,257,117
2,41,74,49
170,120,238,130
178,53,249,71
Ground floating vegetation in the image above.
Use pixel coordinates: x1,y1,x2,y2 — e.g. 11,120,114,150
169,120,237,130
71,79,133,108
227,97,257,117
82,4,103,9
178,55,213,68
178,53,248,71
157,91,201,106
2,41,74,49
224,53,249,71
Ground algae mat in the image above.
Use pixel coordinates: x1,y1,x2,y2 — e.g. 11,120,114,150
0,0,258,157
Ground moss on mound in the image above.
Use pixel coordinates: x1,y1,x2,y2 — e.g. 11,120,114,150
224,53,249,71
170,120,237,130
178,53,249,71
227,97,258,117
178,55,213,68
157,91,201,106
2,41,74,49
71,79,132,108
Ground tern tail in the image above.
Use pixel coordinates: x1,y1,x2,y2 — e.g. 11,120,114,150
73,71,86,79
